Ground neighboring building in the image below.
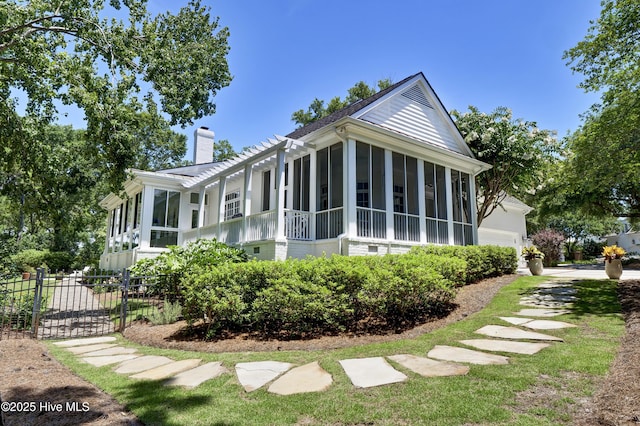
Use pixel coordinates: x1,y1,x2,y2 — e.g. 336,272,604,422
606,220,640,255
477,195,533,266
99,72,497,270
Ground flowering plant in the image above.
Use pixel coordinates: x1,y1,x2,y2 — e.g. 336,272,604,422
521,246,545,260
602,245,626,263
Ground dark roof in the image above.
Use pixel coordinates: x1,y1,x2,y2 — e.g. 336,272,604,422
286,73,422,139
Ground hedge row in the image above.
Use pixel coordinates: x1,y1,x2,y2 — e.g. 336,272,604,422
181,245,516,338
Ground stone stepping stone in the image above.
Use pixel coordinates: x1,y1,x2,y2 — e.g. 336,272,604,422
53,336,117,347
519,298,574,309
339,357,408,388
459,339,550,355
267,361,333,395
499,316,531,325
114,355,174,374
537,282,575,289
164,362,227,388
130,359,201,380
81,354,140,367
387,354,469,377
500,317,577,330
66,343,118,354
81,346,138,357
427,345,509,365
535,286,577,295
475,325,563,341
524,294,577,302
235,361,294,392
514,308,571,317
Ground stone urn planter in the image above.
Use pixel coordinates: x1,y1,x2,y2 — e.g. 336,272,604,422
527,258,544,276
605,259,623,279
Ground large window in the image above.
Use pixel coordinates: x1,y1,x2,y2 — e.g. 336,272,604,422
151,189,180,247
356,142,386,238
224,191,241,220
452,170,473,245
262,170,271,211
316,142,343,239
425,162,449,244
392,152,419,241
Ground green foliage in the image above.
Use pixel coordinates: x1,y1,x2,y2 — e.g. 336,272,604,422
10,249,48,273
451,106,559,225
147,300,183,326
562,0,640,218
212,139,238,162
409,245,517,283
129,239,247,300
180,246,516,338
291,79,393,127
1,293,48,330
1,0,232,191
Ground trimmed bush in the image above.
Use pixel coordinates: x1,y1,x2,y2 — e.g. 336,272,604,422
178,244,516,338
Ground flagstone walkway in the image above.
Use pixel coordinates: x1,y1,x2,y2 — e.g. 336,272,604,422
53,279,580,394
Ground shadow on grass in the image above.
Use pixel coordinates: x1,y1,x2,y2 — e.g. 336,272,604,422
571,280,621,317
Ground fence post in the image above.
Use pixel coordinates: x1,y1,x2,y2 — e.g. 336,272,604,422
30,268,45,338
119,269,130,333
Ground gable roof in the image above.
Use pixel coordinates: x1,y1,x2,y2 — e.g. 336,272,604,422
286,72,474,158
286,73,421,140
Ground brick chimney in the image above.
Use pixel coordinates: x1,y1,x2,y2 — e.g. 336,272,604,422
193,127,215,165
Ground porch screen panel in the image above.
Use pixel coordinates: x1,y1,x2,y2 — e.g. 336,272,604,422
356,142,386,239
152,189,167,226
167,191,180,228
425,162,449,244
293,155,310,211
452,170,473,245
330,144,343,208
316,142,344,239
392,153,419,241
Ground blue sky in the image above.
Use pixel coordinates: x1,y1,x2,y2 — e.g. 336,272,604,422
62,0,604,159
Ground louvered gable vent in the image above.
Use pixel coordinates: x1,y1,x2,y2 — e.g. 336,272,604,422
401,85,433,109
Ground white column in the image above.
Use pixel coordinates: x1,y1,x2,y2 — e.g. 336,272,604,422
445,167,454,245
242,164,253,242
469,174,479,245
139,187,155,249
274,149,286,240
103,212,111,255
197,187,206,239
385,149,394,241
217,176,227,240
308,150,317,240
417,159,426,243
346,139,357,237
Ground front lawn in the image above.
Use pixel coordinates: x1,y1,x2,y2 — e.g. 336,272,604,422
47,276,624,425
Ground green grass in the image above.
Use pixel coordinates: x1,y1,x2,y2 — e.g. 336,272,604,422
47,276,625,425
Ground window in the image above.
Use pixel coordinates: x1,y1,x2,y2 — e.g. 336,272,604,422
425,162,449,244
262,170,271,211
356,142,386,239
224,191,241,220
316,142,344,239
150,189,180,248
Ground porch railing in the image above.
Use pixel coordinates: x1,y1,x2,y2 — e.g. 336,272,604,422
246,210,277,241
284,210,312,240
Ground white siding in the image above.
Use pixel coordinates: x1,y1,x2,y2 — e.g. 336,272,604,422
359,87,464,154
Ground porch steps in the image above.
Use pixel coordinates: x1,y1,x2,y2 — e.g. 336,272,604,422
52,279,579,394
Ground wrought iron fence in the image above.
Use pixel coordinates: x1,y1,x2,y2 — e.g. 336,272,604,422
1,269,167,340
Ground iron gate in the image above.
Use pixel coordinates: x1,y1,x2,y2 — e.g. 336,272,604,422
1,269,166,340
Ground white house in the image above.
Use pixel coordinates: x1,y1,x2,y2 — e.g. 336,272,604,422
99,72,508,270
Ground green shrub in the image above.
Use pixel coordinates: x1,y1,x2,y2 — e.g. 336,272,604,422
10,249,49,273
147,300,182,325
44,251,74,272
129,239,248,300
